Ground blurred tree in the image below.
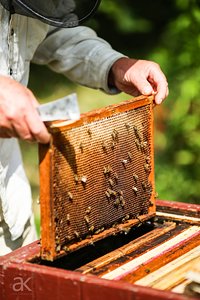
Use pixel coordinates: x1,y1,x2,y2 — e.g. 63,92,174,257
87,0,177,57
88,0,200,204
28,0,200,204
150,0,200,204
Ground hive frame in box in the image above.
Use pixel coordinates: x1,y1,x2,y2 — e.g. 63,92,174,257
0,201,200,300
39,95,156,261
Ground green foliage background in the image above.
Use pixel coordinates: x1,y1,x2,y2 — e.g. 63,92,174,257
22,0,200,228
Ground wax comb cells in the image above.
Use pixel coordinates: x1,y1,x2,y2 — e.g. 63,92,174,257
39,95,156,261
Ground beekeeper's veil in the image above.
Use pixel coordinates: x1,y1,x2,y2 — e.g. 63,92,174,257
0,0,101,27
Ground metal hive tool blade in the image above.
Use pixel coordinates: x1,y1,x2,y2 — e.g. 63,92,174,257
39,95,156,261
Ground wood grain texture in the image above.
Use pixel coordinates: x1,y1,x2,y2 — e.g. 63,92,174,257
135,246,200,289
76,222,177,275
101,226,200,282
1,199,200,300
156,200,200,218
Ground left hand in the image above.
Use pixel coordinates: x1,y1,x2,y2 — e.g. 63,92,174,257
108,57,169,104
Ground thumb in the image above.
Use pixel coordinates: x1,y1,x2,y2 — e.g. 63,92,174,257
127,72,154,96
140,82,154,96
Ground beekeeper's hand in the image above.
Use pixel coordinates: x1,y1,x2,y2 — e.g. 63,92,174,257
109,58,169,104
0,76,50,143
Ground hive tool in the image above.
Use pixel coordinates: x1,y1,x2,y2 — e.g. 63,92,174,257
37,93,80,122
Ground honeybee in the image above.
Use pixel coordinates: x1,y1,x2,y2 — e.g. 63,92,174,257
86,206,92,214
133,174,138,182
108,178,114,187
111,129,118,141
128,152,133,160
102,141,107,151
74,231,80,238
125,123,131,130
79,142,84,152
118,190,123,196
121,199,126,207
140,141,148,150
145,156,151,163
114,172,119,181
132,186,138,194
110,189,117,197
89,225,94,232
122,159,128,167
74,174,79,183
105,191,110,198
87,128,92,136
81,176,87,184
125,214,130,220
84,215,90,225
66,214,70,223
142,182,147,191
135,139,141,150
144,163,150,172
63,245,70,252
67,192,73,201
94,229,101,235
56,245,61,252
114,198,120,207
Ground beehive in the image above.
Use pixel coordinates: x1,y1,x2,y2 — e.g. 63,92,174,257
1,200,200,300
39,95,156,260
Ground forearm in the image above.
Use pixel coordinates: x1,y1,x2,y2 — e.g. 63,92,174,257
32,26,125,94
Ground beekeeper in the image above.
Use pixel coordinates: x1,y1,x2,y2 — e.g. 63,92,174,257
0,0,168,255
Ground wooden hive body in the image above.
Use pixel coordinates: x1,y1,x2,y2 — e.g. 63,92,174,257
0,201,200,300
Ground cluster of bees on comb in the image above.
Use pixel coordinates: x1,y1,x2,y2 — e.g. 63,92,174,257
52,107,154,253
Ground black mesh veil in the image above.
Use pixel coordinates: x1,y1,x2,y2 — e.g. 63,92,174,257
0,0,101,27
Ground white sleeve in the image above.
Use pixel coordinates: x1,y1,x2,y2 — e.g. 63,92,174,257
32,26,126,94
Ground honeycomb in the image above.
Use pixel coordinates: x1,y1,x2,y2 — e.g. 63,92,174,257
39,95,155,260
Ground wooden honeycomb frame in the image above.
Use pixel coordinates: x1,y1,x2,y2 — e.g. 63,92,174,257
39,95,156,261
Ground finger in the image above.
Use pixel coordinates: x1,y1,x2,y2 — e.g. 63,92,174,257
12,119,35,142
0,118,21,139
154,79,169,104
26,89,40,108
6,108,37,141
22,90,50,142
25,109,51,144
129,74,154,96
0,128,12,138
0,133,11,138
166,85,169,98
148,69,168,104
